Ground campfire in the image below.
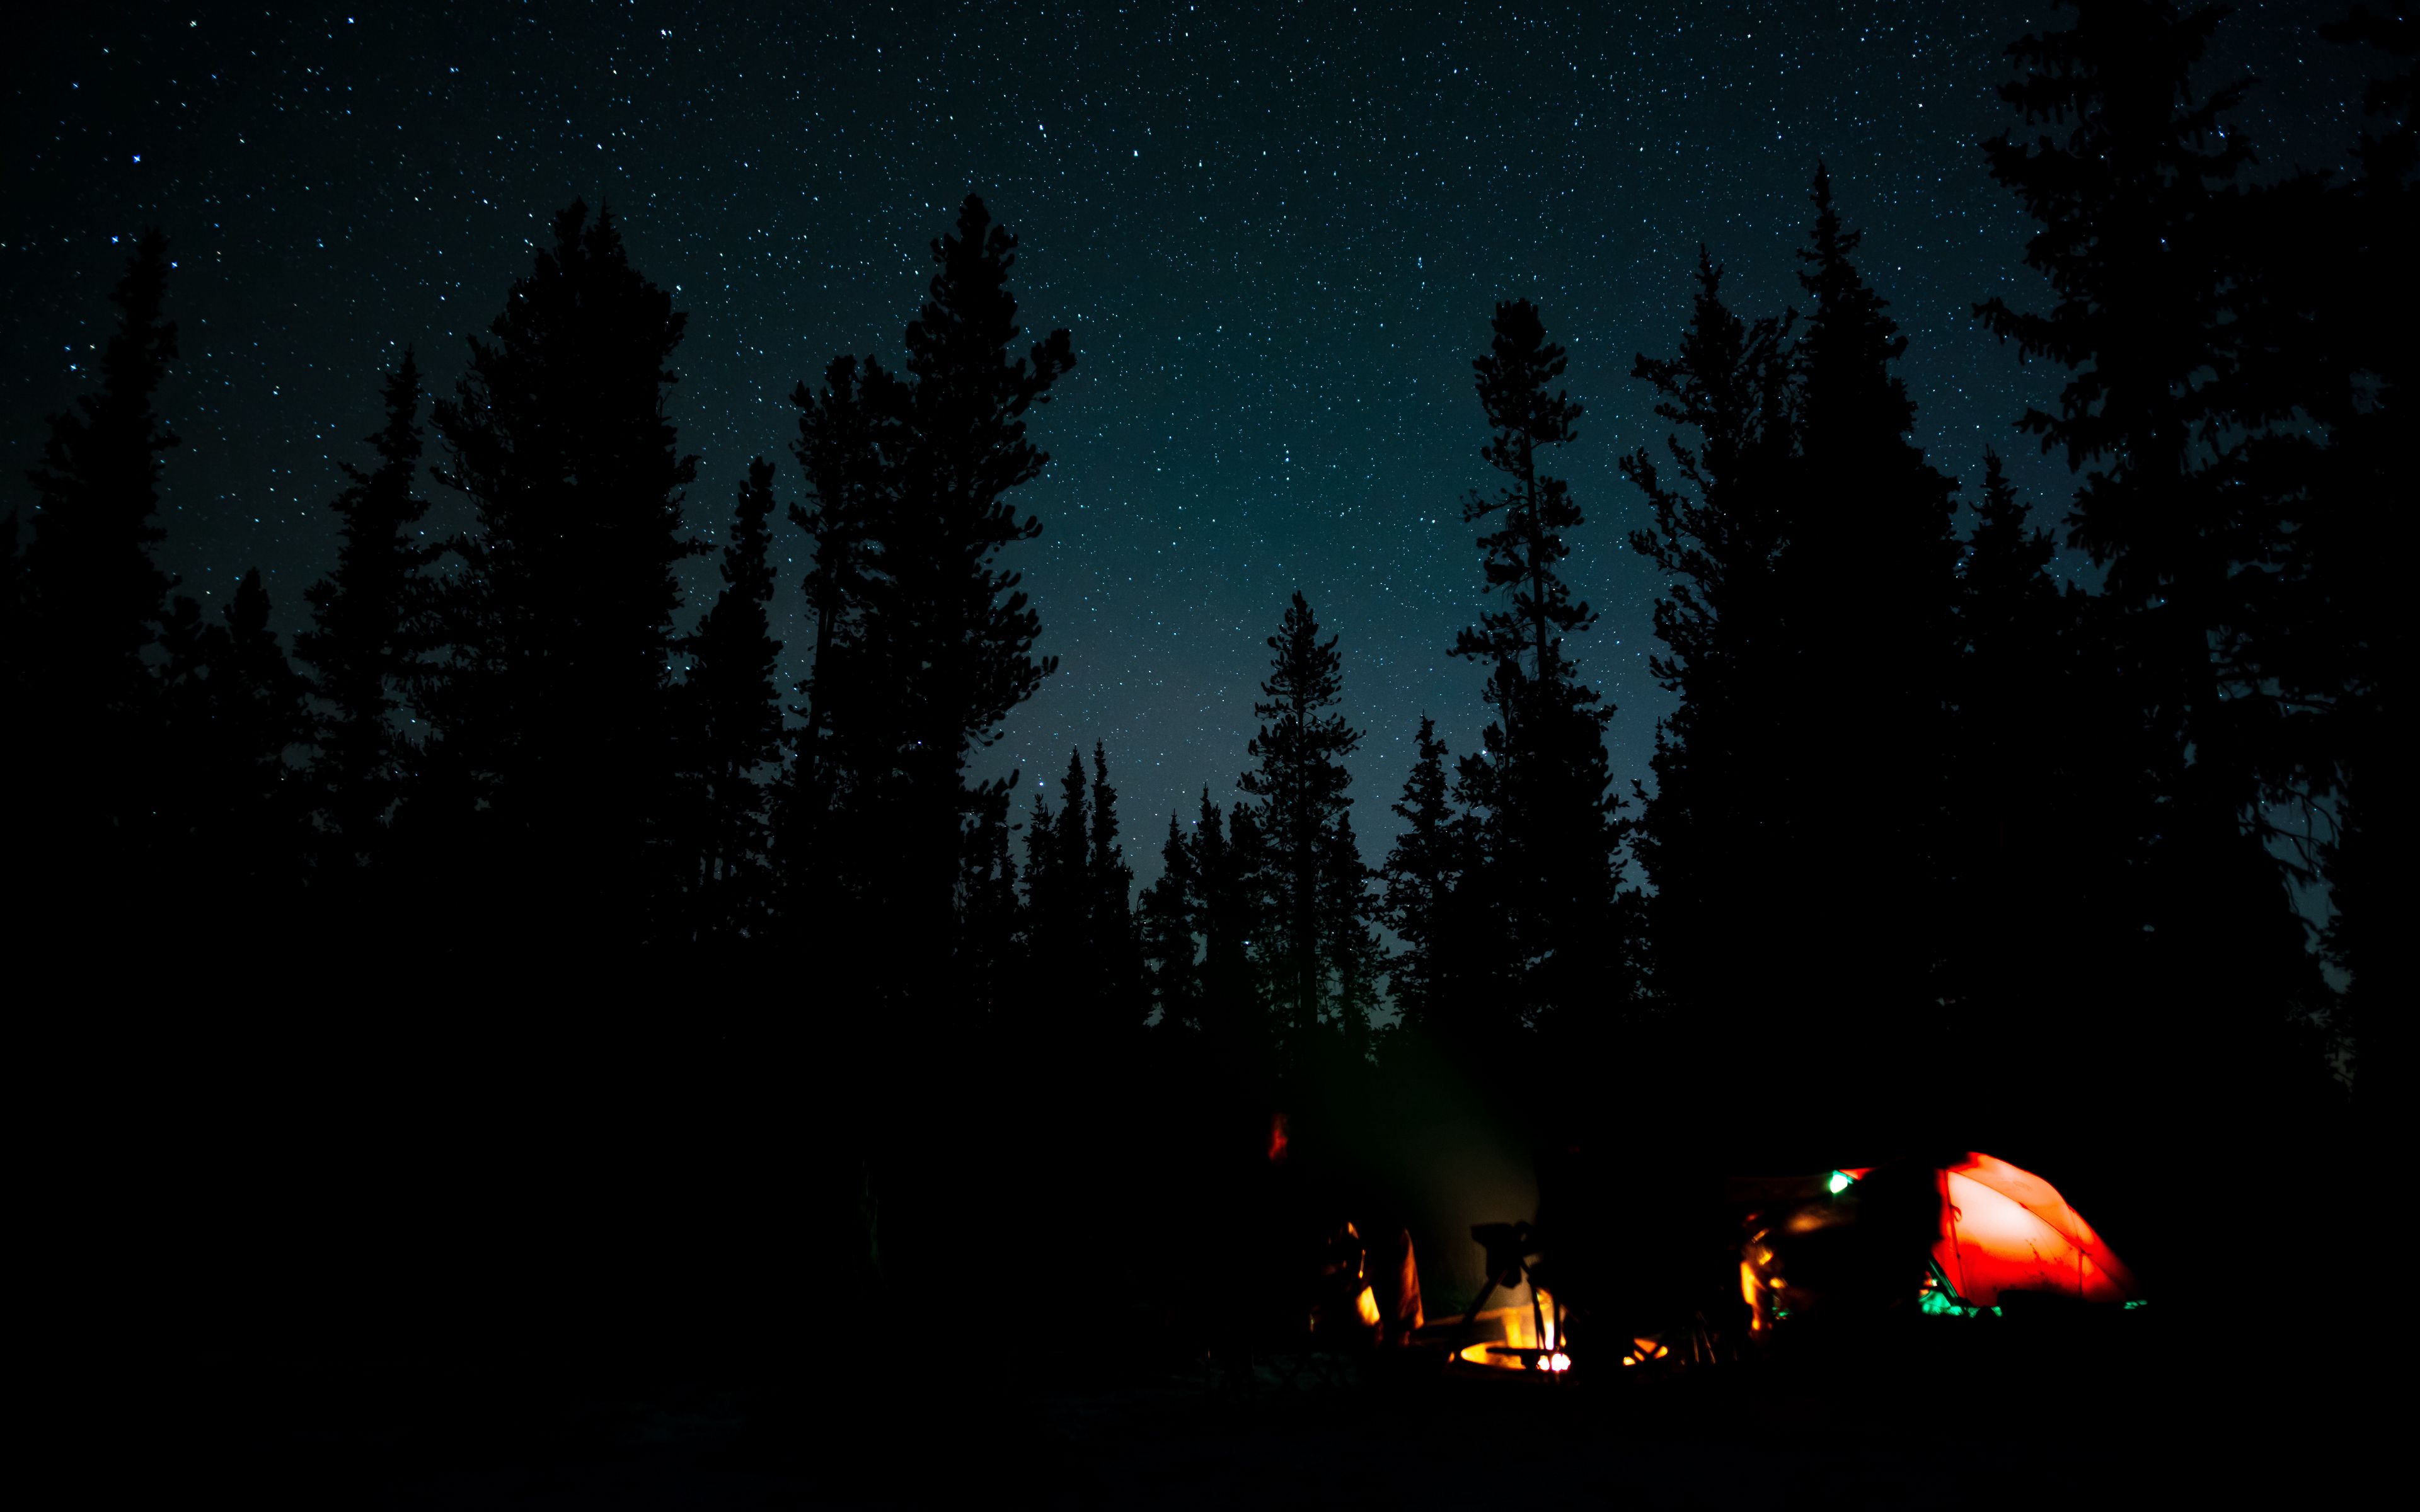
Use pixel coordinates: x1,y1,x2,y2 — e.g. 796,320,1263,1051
1441,1222,1575,1375
1453,1283,1570,1373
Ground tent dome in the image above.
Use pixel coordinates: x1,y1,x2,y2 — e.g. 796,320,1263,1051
1929,1152,2140,1307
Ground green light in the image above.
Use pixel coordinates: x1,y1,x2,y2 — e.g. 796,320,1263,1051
1827,1171,1853,1194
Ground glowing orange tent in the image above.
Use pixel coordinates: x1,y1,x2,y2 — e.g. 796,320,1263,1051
1870,1152,2141,1308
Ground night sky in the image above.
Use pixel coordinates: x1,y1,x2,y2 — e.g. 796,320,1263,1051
8,3,2378,874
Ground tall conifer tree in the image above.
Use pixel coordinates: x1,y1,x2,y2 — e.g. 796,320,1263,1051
794,197,1073,1006
297,352,437,869
1085,742,1143,1034
1238,592,1369,1057
1379,716,1465,1038
1190,792,1270,1074
1768,168,1963,1062
1623,253,1796,1066
428,201,703,949
156,568,313,936
676,457,785,940
14,231,181,901
1450,301,1629,1050
1139,811,1201,1029
2302,8,2413,1104
1976,0,2325,1128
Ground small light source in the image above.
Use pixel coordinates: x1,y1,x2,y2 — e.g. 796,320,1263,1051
1827,1171,1853,1194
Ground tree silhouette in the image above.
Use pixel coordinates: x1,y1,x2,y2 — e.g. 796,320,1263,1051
427,200,703,951
1084,742,1143,1034
1187,789,1269,1074
1378,716,1466,1037
1769,166,1963,1056
297,352,437,872
1623,253,1798,1083
13,230,181,905
157,567,313,937
1976,0,2325,1117
1140,811,1201,1029
674,457,785,941
1322,808,1385,1064
796,196,1074,1009
1238,592,1371,1057
1449,301,1631,1055
1455,300,1593,682
2300,6,2414,1105
1023,743,1143,1042
786,355,903,805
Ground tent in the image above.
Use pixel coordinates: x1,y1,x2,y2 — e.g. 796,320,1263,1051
1844,1152,2141,1309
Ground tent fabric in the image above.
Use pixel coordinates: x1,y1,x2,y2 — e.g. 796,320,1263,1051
1930,1152,2140,1307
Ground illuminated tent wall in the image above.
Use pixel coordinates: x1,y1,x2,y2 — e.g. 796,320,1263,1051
1916,1151,2141,1309
1826,1152,2142,1311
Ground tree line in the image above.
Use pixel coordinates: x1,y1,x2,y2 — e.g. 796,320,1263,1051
6,4,2399,1152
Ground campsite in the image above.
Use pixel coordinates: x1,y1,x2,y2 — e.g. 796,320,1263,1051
65,1004,2371,1507
11,2,2393,1503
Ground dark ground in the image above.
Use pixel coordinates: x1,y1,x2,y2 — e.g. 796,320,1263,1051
35,1014,2375,1508
69,1306,2375,1509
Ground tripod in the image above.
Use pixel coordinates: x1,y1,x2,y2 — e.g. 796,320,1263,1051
1459,1221,1566,1370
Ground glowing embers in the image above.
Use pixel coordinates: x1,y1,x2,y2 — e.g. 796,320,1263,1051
1453,1285,1571,1373
1620,1337,1671,1367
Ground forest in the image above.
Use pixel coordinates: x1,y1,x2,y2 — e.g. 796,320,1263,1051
8,2,2398,1406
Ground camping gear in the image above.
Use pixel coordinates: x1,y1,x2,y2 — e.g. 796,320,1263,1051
1916,1151,2141,1308
1453,1222,1569,1372
1737,1151,2142,1329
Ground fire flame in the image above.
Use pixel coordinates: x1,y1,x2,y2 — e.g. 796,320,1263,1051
1356,1285,1383,1329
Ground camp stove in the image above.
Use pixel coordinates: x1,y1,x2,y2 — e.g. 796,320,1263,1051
1443,1222,1573,1375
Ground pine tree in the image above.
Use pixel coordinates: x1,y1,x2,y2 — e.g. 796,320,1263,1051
884,198,1072,958
156,568,313,936
1623,252,1796,1055
1975,0,2325,1126
787,353,905,804
1937,453,2147,1051
2303,8,2414,1106
1139,811,1200,1029
297,352,437,870
1454,300,1594,684
773,353,904,937
1018,743,1141,1044
1238,592,1368,1057
1322,808,1385,1064
14,231,181,897
957,776,1024,1018
1189,790,1267,1068
1025,746,1090,963
1019,748,1085,1026
427,201,703,949
1767,166,1963,1057
1084,741,1143,1035
1379,716,1463,1036
795,196,1073,1005
1450,300,1630,1051
675,457,785,940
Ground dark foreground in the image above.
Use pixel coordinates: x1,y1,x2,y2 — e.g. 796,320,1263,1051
83,1310,2374,1509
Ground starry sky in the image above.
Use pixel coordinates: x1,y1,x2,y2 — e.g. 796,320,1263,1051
7,2,2381,876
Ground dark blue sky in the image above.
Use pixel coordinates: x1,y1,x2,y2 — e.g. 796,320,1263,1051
8,1,2378,875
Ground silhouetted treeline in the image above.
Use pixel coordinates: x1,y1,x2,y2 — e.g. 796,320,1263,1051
7,2,2399,1349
